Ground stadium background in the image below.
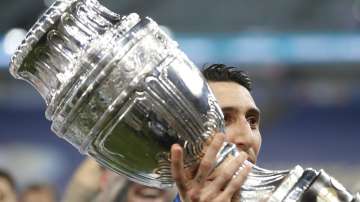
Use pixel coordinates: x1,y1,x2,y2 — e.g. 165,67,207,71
0,0,359,195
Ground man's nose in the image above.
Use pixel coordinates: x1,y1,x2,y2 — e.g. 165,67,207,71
225,118,253,151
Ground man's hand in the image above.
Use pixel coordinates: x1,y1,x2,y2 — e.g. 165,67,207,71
170,133,252,202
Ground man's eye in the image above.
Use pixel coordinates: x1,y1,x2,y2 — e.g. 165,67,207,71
224,113,235,125
247,116,258,129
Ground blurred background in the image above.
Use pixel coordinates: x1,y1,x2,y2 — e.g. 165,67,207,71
0,0,359,198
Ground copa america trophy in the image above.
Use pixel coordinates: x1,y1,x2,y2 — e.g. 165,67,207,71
9,0,359,201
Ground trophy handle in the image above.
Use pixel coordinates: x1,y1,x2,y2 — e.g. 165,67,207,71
298,170,359,202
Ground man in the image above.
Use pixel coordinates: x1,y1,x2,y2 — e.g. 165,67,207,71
0,169,17,202
171,64,261,202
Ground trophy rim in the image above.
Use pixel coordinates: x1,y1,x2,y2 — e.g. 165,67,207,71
9,0,77,79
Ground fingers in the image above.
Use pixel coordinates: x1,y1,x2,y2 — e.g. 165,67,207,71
171,133,250,202
200,151,248,200
221,160,252,199
171,144,187,196
194,133,225,186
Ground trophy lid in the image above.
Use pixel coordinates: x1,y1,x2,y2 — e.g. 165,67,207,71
9,0,77,79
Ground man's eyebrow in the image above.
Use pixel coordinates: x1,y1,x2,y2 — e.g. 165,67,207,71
221,107,239,113
248,107,261,117
221,106,261,115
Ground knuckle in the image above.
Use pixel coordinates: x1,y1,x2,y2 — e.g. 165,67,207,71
190,194,199,201
189,190,200,201
222,171,233,180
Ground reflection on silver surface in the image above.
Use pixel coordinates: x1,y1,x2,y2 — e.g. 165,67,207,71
9,0,359,201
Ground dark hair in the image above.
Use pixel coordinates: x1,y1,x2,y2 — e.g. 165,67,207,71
201,64,252,91
0,169,16,190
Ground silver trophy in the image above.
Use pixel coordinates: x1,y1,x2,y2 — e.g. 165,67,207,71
9,0,359,201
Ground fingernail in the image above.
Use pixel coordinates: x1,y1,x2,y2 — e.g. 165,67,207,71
244,160,253,168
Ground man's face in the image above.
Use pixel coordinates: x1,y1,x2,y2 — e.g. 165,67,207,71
208,81,262,164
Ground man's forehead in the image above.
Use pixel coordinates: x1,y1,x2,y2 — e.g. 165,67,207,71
208,81,258,111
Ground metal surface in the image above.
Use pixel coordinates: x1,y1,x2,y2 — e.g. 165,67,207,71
299,170,358,202
9,0,358,201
